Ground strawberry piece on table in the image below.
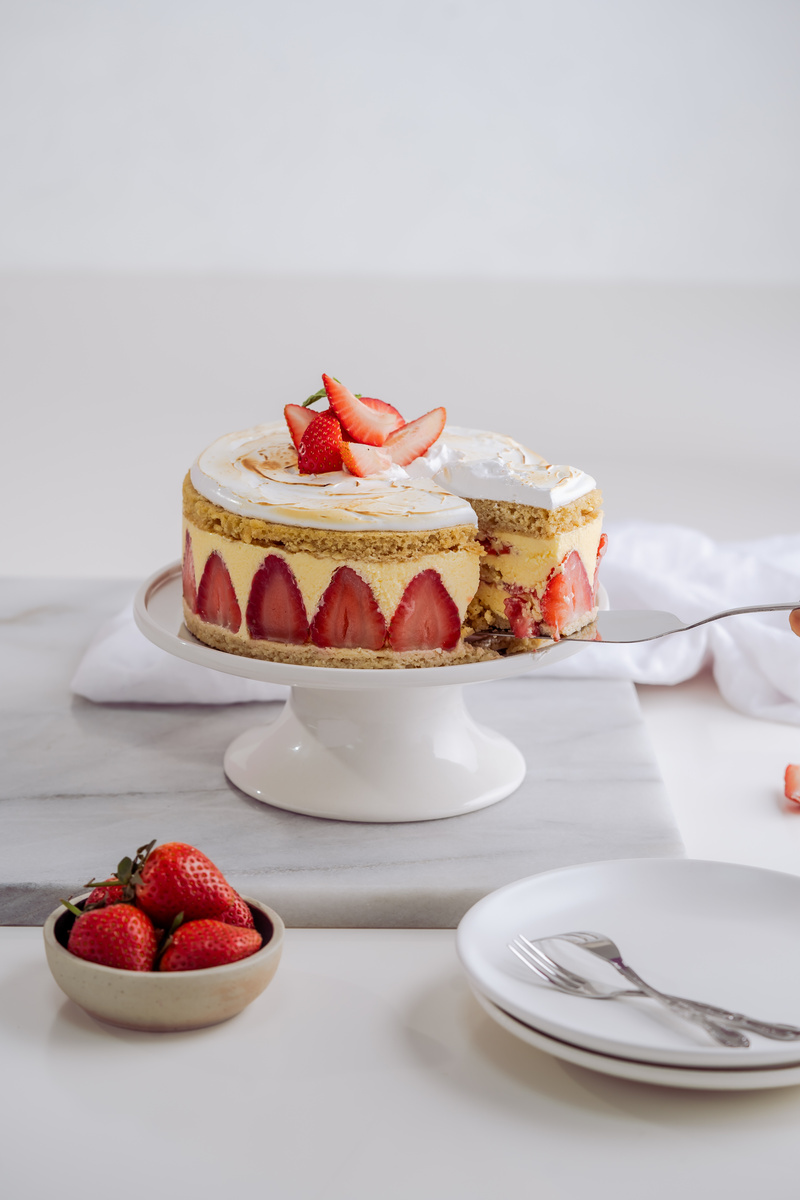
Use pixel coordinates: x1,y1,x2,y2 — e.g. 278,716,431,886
340,442,393,477
540,550,593,640
215,894,256,929
284,403,316,450
322,374,403,446
182,530,197,613
68,903,158,972
383,408,446,467
298,409,344,474
159,920,262,972
196,552,242,632
388,570,461,651
785,765,800,804
135,842,238,927
246,555,310,643
310,566,387,650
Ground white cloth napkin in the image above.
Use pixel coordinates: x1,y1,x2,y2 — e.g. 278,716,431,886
70,521,800,722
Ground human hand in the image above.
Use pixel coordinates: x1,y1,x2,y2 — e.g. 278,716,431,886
791,610,800,637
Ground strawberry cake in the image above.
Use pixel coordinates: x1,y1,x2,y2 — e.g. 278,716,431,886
181,375,605,667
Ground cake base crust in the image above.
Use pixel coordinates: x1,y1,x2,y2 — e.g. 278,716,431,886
184,604,501,669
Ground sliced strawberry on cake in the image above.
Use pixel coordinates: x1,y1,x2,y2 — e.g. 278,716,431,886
383,408,446,467
284,403,316,451
311,566,387,650
196,552,242,632
388,570,461,652
359,395,405,423
322,374,403,446
340,442,393,477
503,592,540,639
593,532,608,603
540,550,594,641
247,555,310,644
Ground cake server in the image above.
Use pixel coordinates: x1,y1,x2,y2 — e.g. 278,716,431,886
466,601,800,645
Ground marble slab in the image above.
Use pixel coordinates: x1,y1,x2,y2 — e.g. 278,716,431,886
0,579,683,927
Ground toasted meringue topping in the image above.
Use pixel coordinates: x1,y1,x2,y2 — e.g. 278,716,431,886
191,423,478,531
190,421,595,531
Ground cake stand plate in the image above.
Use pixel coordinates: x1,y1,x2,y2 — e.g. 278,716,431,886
134,564,591,822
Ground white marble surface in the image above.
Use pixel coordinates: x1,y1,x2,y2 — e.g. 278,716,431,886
1,578,681,926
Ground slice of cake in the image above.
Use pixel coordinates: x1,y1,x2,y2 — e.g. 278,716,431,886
431,440,606,643
181,376,605,666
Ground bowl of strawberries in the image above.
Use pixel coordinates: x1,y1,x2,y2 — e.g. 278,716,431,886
43,839,284,1032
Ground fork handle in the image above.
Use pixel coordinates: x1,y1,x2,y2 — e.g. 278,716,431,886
662,995,800,1041
610,961,750,1048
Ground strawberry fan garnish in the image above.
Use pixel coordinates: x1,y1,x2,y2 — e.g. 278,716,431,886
286,374,446,477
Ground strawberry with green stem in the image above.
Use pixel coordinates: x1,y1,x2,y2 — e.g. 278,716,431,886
81,839,156,910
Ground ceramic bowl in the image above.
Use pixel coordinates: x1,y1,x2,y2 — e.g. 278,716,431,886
43,895,284,1032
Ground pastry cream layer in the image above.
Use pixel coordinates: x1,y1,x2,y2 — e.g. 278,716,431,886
480,516,603,590
184,519,480,634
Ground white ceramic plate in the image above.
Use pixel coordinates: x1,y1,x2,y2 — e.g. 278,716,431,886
456,858,800,1070
472,989,800,1091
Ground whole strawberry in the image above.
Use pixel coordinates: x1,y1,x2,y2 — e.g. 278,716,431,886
135,842,237,927
215,893,256,929
297,409,343,474
85,876,125,908
159,919,262,971
67,903,158,971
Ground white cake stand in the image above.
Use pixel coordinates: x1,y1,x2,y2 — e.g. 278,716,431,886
134,563,593,823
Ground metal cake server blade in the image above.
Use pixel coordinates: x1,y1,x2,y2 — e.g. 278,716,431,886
466,602,800,646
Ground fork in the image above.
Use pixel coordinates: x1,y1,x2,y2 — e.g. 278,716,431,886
466,601,800,645
512,932,800,1043
508,934,749,1048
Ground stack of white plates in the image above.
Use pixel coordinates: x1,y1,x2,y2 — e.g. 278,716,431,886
456,859,800,1090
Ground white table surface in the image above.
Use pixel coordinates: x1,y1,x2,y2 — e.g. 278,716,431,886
4,664,800,1199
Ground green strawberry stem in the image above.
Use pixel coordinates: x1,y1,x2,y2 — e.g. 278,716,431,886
60,898,84,917
81,838,156,902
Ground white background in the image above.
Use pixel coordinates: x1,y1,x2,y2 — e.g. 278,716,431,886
1,1,798,576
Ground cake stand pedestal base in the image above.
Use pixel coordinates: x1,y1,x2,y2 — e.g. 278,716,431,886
224,683,525,822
